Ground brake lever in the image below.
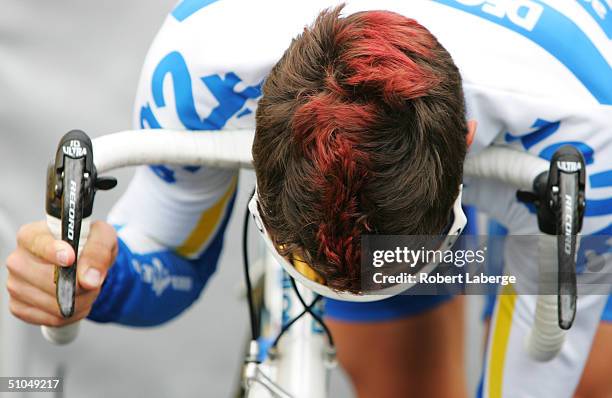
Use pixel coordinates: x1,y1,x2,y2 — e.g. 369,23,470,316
46,130,116,318
517,145,585,330
548,146,586,329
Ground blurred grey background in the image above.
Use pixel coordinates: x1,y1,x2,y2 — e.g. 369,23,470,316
0,1,483,397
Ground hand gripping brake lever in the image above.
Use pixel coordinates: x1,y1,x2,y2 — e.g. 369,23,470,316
41,130,116,344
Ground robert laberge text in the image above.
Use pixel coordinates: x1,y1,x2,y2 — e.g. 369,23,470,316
373,272,516,286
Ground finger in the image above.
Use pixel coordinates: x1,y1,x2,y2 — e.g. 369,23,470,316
10,298,91,327
73,286,100,313
78,242,113,291
83,221,118,256
7,245,106,297
6,248,56,296
16,221,75,267
6,274,99,318
9,298,68,327
77,221,117,291
6,274,60,317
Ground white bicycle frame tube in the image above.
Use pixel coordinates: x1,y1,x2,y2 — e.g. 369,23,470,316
41,130,564,369
247,248,328,398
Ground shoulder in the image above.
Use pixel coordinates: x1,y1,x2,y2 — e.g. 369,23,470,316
396,1,611,104
133,0,345,131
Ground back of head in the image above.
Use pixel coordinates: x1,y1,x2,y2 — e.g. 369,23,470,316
253,6,467,292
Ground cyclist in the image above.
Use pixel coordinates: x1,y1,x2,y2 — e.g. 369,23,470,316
5,1,611,397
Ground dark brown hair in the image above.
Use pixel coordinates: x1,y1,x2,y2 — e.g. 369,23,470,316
252,6,467,292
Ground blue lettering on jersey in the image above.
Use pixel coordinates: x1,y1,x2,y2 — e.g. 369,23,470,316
591,170,612,188
200,73,262,129
151,51,211,130
505,118,559,149
151,51,262,131
584,197,612,217
586,169,612,218
141,51,262,183
577,0,612,39
505,118,595,165
434,0,612,104
140,103,161,130
237,108,252,118
172,0,220,22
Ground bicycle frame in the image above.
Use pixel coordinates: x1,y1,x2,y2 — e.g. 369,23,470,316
245,247,330,398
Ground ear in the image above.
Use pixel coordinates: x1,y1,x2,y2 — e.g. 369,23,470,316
466,120,477,148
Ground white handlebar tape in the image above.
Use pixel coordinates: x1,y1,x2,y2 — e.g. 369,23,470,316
464,146,548,191
92,129,255,173
41,321,80,345
40,215,91,345
525,235,566,361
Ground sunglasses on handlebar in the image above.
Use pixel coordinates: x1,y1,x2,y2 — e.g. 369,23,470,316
247,185,467,302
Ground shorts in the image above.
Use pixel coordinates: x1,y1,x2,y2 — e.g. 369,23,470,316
325,294,455,322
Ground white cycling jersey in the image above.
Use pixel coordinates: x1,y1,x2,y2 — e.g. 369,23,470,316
105,1,612,397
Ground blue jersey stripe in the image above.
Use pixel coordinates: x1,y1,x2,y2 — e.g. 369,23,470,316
172,0,220,22
585,197,612,217
577,0,612,39
591,170,612,188
433,0,612,104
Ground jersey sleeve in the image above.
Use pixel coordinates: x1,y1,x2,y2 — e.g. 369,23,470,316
86,1,267,326
87,166,237,326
